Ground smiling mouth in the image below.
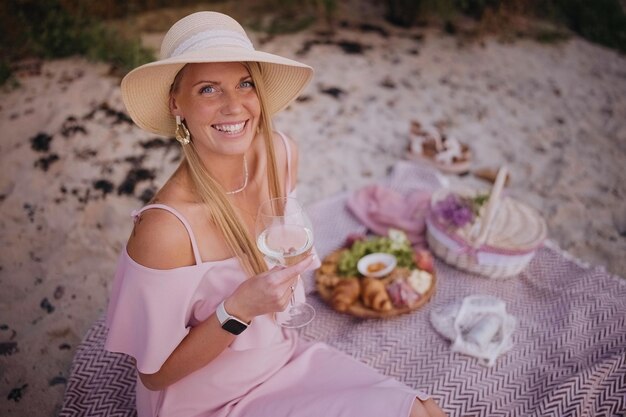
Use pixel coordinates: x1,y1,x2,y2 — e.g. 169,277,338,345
212,120,247,135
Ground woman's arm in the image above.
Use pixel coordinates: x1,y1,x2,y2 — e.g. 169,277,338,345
127,209,314,391
137,309,234,391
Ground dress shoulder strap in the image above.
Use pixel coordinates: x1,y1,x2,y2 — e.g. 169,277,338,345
276,131,292,194
131,203,203,266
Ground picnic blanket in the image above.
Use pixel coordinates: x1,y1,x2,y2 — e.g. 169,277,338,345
60,162,626,417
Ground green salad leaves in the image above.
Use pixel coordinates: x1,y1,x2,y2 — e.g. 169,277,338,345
338,229,415,276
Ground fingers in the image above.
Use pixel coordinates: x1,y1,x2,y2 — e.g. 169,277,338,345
234,256,312,315
423,399,447,417
269,255,315,284
410,398,447,417
278,281,296,311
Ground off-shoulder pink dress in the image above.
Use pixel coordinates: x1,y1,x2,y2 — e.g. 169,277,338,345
105,133,429,417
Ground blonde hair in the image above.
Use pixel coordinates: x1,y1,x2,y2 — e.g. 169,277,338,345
171,62,284,276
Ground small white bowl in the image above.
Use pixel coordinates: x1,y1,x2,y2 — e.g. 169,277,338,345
357,253,397,278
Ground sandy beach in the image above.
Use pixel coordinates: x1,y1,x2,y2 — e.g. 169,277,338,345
1,5,625,416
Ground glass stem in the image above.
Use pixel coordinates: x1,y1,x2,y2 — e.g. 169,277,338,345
289,274,300,308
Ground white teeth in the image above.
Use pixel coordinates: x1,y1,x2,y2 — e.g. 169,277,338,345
213,122,245,134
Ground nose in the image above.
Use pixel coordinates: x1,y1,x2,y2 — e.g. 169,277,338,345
220,90,243,115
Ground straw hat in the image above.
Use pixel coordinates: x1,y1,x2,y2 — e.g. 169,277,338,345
121,11,314,136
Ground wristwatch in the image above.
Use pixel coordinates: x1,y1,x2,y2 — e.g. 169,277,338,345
216,301,249,335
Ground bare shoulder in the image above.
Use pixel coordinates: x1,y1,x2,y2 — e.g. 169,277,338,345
126,206,196,270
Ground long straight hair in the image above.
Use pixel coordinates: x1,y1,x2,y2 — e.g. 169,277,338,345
170,62,284,276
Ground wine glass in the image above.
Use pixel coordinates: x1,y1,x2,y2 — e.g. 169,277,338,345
255,197,316,328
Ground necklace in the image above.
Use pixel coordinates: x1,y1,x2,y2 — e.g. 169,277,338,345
225,155,249,195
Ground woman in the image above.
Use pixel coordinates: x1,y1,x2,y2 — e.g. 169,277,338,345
105,11,446,417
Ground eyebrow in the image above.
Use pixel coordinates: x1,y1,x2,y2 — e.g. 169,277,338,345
192,75,252,87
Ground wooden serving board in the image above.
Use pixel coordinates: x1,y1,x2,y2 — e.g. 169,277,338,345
315,249,437,319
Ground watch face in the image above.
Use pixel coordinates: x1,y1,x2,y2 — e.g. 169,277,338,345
223,319,247,335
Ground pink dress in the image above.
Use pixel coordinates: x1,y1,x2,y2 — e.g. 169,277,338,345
105,134,429,417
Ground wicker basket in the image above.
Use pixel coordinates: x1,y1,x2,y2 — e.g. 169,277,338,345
426,167,547,279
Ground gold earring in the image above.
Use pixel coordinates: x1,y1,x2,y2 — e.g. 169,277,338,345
175,116,191,145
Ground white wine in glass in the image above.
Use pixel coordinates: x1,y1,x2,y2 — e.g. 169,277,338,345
256,197,316,328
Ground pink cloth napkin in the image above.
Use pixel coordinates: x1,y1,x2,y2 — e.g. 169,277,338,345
346,185,431,246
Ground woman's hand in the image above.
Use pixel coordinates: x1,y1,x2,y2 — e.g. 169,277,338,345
224,255,315,322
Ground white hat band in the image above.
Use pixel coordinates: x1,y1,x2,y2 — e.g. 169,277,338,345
170,29,254,58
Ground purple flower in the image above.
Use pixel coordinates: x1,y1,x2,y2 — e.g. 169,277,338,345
433,194,475,228
451,205,473,227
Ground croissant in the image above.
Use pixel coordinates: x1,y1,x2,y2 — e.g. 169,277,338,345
317,274,340,288
319,261,337,276
331,277,360,312
361,277,392,312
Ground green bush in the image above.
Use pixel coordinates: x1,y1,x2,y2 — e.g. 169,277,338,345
385,0,424,27
20,3,80,57
454,0,503,18
549,0,626,52
0,60,12,86
381,0,625,52
384,0,503,26
0,0,154,84
83,25,154,72
247,0,338,33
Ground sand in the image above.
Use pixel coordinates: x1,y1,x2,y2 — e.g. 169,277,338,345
1,8,625,417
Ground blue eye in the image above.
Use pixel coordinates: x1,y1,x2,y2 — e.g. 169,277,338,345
240,80,255,88
199,85,216,94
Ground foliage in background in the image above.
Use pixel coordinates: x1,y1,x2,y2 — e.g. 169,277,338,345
1,0,624,86
0,0,339,85
548,0,626,52
246,0,337,34
385,0,425,27
0,0,154,85
55,0,213,19
383,0,626,52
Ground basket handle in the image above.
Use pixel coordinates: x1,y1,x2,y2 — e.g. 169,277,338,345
471,166,508,247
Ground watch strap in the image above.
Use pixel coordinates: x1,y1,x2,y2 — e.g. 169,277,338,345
216,301,249,332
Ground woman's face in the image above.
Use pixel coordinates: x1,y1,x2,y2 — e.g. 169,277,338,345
170,62,261,157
